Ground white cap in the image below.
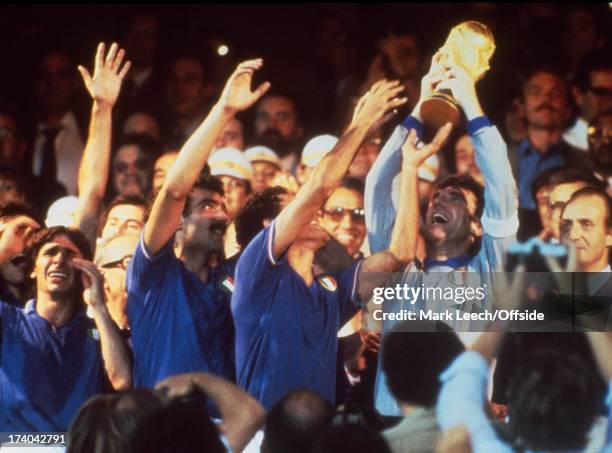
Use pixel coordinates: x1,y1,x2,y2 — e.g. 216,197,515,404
244,146,281,168
209,147,253,180
45,196,79,227
301,134,338,168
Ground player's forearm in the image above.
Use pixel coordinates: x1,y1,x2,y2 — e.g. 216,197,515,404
163,103,233,200
78,101,113,199
91,304,132,390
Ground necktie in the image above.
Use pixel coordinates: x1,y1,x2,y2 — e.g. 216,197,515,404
39,125,62,183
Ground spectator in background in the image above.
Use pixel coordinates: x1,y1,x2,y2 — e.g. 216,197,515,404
547,167,603,241
262,389,334,453
116,13,164,121
26,49,85,211
588,109,612,197
513,67,587,239
99,194,147,241
0,167,26,205
163,53,214,149
111,134,159,199
95,232,140,331
254,93,304,173
319,177,366,259
561,5,609,74
361,28,423,114
208,147,253,258
214,117,244,151
530,166,561,242
67,389,163,453
122,111,161,141
566,50,612,151
347,136,380,182
380,321,465,453
0,109,27,174
152,150,179,194
438,329,611,452
0,202,42,307
245,146,282,193
296,134,338,186
560,187,612,274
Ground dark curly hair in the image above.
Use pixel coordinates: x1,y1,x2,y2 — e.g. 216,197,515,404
235,186,288,249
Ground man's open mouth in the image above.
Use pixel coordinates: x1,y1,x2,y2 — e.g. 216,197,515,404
209,220,228,236
9,254,27,267
432,213,449,224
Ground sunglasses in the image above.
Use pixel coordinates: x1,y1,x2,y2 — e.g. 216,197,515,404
322,207,365,224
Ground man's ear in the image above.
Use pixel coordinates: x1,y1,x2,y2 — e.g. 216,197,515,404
606,228,612,248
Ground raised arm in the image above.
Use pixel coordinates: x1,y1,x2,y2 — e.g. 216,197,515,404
74,43,131,246
437,63,518,225
357,123,452,300
156,372,265,453
365,54,444,253
272,80,407,257
72,258,132,390
145,60,270,255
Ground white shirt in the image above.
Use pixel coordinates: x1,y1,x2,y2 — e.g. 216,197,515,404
32,111,84,195
563,117,589,151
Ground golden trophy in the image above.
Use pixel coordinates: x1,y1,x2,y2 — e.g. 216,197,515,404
420,21,495,131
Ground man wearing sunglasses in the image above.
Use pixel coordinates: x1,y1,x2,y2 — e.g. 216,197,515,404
566,50,612,151
587,109,612,197
319,177,367,259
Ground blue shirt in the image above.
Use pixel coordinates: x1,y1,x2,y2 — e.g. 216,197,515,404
516,139,568,210
0,300,104,431
232,222,361,410
365,115,519,415
126,234,234,388
437,351,612,453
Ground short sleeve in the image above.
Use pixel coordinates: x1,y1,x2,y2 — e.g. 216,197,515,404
126,231,177,315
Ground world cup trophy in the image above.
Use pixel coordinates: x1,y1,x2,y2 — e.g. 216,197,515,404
420,21,495,131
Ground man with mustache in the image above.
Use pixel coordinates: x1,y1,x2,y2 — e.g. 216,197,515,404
254,94,304,174
127,59,270,387
513,68,588,239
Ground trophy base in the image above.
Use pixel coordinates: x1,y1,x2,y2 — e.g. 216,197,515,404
420,92,461,132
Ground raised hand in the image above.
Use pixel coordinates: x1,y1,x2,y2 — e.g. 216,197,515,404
401,122,452,170
218,59,271,114
351,79,408,137
419,51,445,101
72,258,105,309
271,170,299,195
78,42,131,107
435,61,481,118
